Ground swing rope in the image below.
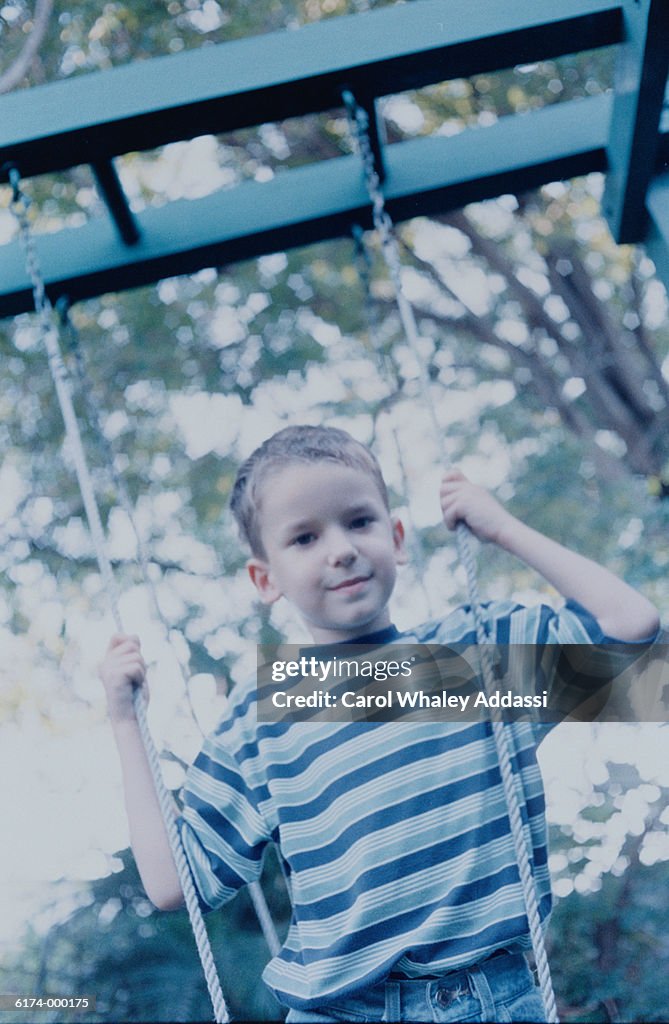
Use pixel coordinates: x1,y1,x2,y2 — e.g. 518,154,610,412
58,301,283,957
343,92,559,1024
56,299,204,732
8,167,232,1024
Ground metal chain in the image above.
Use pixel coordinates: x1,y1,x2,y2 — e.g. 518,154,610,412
343,94,559,1023
8,168,230,1024
352,224,436,618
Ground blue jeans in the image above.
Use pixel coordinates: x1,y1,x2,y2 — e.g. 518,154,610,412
284,952,546,1022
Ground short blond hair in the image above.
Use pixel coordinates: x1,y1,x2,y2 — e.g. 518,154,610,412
230,425,390,557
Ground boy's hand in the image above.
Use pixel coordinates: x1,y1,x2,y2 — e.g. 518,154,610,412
98,634,147,724
440,469,515,545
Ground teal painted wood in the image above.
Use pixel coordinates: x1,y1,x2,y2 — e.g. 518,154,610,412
0,0,621,179
0,96,612,317
603,0,669,243
90,160,141,246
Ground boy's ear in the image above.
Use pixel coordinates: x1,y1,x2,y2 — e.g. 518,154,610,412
392,518,408,565
247,558,282,604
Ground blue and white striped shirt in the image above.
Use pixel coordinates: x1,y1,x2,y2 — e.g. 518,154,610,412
179,599,617,1009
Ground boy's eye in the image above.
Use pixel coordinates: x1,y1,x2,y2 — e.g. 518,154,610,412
292,532,316,546
350,515,373,529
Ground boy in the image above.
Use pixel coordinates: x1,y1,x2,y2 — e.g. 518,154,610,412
99,425,659,1023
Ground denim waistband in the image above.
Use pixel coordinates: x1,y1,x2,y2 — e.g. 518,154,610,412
388,946,513,981
285,951,541,1023
384,953,540,1023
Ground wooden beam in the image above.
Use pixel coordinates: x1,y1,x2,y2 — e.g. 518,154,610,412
0,0,622,180
602,0,669,243
0,96,611,317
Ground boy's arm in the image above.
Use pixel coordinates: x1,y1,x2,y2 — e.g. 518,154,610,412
440,470,660,642
99,635,186,911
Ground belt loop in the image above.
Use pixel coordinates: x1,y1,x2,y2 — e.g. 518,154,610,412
384,980,401,1022
468,964,497,1021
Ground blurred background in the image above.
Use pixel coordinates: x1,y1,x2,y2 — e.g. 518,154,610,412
1,1,668,1020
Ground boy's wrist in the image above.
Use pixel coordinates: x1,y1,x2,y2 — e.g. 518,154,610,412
490,510,524,552
109,708,142,738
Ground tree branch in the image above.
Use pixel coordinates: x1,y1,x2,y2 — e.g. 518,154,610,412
434,213,668,478
391,234,629,481
0,0,54,95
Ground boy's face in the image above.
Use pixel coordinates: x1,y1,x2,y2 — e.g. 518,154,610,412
247,461,407,643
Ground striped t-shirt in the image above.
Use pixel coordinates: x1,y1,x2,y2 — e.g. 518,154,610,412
178,599,619,1010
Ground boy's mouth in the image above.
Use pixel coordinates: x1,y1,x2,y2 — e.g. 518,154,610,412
328,574,372,592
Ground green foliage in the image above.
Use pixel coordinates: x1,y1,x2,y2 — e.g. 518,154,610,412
548,755,669,1023
0,850,289,1023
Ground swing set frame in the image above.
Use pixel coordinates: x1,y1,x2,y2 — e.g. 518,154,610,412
1,0,669,316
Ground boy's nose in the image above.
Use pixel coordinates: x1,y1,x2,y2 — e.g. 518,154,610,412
325,532,357,566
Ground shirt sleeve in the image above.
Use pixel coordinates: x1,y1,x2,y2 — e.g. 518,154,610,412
178,721,271,912
497,598,658,725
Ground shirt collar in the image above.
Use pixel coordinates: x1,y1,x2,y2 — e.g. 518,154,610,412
300,624,400,659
